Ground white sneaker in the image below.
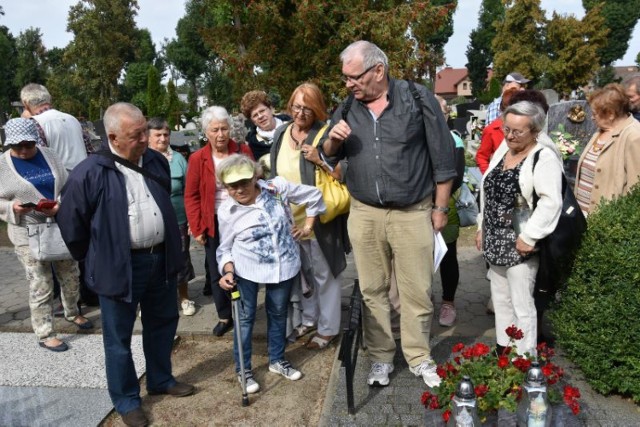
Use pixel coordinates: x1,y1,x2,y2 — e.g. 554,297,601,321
181,299,196,316
439,303,457,327
268,360,302,380
410,359,441,387
237,370,260,394
367,362,394,387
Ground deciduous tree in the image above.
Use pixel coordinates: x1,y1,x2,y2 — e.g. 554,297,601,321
492,0,548,83
0,26,17,118
14,28,48,89
66,0,140,118
545,6,608,95
583,0,640,66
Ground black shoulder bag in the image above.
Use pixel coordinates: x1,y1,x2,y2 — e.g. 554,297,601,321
532,150,587,303
96,150,170,191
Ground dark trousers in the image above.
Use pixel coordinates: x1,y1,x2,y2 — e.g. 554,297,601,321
99,251,179,415
204,218,231,320
439,240,459,302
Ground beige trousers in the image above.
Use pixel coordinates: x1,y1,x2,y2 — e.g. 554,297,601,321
348,197,435,366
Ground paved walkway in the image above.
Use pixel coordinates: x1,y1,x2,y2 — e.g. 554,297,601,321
0,244,638,426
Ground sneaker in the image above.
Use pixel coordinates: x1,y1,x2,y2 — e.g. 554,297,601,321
410,359,441,388
367,362,394,387
439,303,457,327
237,370,260,394
268,360,302,381
181,299,196,316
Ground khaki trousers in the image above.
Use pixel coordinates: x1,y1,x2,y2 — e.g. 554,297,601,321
348,197,435,366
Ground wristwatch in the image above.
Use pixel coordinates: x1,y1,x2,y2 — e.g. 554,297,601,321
433,205,450,214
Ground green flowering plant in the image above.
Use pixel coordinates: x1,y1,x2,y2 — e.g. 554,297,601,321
421,326,581,423
550,124,581,160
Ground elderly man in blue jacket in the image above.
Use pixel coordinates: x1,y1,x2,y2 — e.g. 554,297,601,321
58,102,194,427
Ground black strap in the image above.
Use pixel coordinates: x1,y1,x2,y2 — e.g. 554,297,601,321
96,150,170,190
532,149,567,210
341,94,354,122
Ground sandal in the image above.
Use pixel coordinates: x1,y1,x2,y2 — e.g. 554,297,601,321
69,315,94,330
306,333,336,350
293,324,316,340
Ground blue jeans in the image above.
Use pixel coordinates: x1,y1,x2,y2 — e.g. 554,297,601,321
233,276,293,373
99,252,179,415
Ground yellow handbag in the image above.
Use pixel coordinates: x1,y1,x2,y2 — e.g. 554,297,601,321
311,125,350,223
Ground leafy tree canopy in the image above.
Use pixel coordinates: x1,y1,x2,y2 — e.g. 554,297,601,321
583,0,640,66
466,0,504,97
14,28,48,89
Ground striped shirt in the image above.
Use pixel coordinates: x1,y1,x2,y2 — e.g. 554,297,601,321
575,144,603,216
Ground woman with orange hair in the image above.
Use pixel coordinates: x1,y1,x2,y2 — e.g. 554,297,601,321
269,83,349,350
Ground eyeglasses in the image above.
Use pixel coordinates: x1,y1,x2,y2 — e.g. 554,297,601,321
250,106,270,121
10,141,37,150
502,126,531,139
341,64,378,83
291,105,313,115
225,178,254,190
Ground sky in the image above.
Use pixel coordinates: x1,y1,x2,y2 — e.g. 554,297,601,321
1,0,638,69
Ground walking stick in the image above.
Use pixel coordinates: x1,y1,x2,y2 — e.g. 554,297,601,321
230,283,249,407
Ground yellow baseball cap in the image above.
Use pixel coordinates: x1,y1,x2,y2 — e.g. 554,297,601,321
220,163,254,184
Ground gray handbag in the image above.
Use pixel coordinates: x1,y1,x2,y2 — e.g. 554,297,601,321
453,182,479,227
26,217,73,261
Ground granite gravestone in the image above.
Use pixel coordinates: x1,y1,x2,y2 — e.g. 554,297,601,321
542,89,560,106
547,100,597,186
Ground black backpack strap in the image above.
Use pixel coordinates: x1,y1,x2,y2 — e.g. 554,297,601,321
407,80,421,100
96,150,170,191
341,93,355,122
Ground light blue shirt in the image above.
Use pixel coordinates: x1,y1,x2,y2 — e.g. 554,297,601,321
485,96,501,125
216,176,325,284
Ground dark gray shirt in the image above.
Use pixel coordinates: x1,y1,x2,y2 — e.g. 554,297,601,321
325,79,457,207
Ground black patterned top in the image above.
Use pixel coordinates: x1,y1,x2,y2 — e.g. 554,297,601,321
482,157,528,267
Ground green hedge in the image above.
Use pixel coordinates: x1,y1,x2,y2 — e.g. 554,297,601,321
550,185,640,403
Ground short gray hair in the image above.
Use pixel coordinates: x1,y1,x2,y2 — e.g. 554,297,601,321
201,106,233,131
623,73,640,95
215,153,262,183
502,101,546,133
104,102,145,135
20,83,52,108
340,40,389,74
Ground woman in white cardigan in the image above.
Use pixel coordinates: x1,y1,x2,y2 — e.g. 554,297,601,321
475,102,563,356
0,118,92,352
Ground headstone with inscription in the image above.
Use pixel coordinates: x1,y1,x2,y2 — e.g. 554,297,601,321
547,100,597,187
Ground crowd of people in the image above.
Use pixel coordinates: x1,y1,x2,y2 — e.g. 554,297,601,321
1,40,640,427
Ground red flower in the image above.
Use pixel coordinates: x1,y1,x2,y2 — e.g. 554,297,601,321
452,343,465,353
421,391,432,406
472,342,491,357
564,385,581,399
442,409,451,423
542,364,554,377
513,357,532,372
454,356,461,365
505,325,524,340
429,396,440,410
474,384,489,397
462,346,474,359
498,356,509,368
436,365,447,379
569,400,581,415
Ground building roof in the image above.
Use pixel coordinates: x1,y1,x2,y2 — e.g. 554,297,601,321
435,67,469,95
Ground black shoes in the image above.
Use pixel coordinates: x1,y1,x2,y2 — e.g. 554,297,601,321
39,340,69,352
121,407,148,427
212,320,233,337
148,381,195,397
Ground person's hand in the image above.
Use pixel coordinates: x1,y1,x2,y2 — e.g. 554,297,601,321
195,234,206,245
431,210,448,232
39,203,59,217
301,146,321,165
219,272,236,291
475,230,483,251
328,120,351,143
515,237,535,257
13,201,33,215
291,225,312,241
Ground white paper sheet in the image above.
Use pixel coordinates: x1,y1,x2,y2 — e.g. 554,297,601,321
433,231,448,272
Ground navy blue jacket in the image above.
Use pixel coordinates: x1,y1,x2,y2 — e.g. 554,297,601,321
57,148,182,301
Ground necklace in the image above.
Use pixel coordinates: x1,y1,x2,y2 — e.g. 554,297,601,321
592,140,608,153
289,125,306,149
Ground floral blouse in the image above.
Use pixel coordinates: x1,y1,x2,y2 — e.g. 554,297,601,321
482,157,529,267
